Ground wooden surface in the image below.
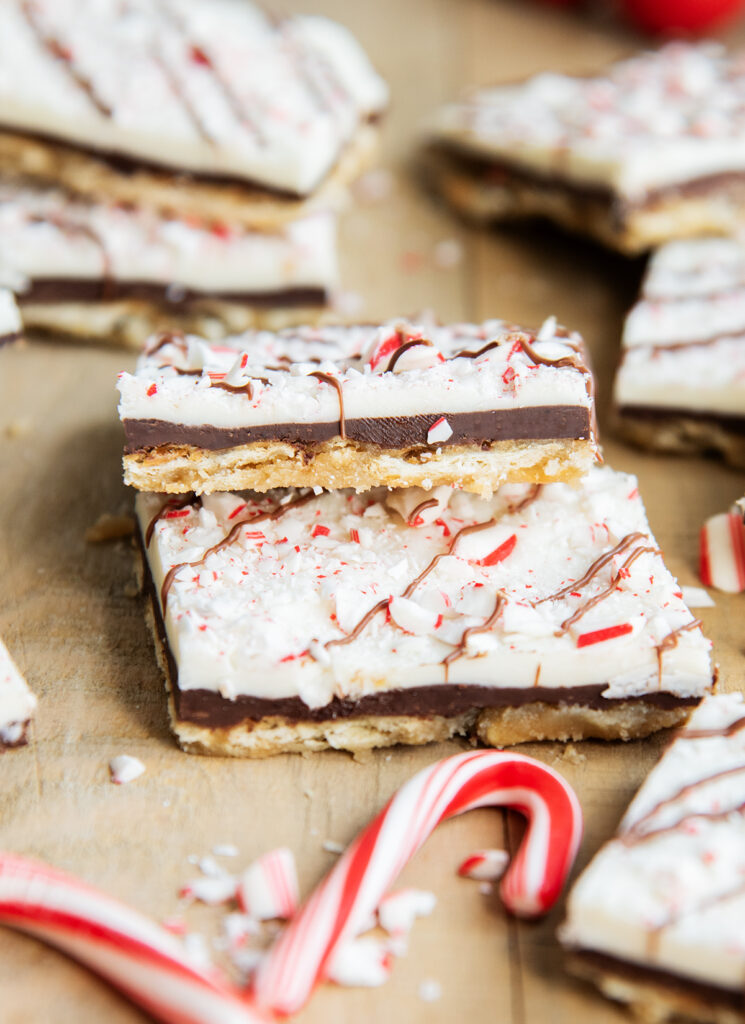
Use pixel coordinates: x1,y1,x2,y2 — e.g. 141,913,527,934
1,2,745,1022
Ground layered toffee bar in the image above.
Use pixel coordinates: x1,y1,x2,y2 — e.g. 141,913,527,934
0,287,22,346
425,44,745,254
616,237,745,467
562,693,745,1024
0,640,36,749
136,466,712,757
0,0,387,227
0,182,337,347
118,317,599,496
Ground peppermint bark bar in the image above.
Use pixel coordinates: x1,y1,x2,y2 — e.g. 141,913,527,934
425,44,745,254
0,0,387,226
0,640,36,749
118,317,598,496
0,288,22,346
0,182,337,348
136,466,712,757
615,238,745,467
561,693,745,1024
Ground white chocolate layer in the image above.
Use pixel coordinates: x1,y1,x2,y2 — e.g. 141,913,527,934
430,43,745,201
562,693,745,996
615,237,745,415
136,467,712,709
0,0,387,196
0,639,36,744
117,317,596,438
0,287,21,339
0,182,338,297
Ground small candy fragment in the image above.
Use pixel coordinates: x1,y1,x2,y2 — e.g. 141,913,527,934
457,848,510,882
699,510,745,593
108,755,145,785
237,848,298,921
326,936,393,988
427,417,453,444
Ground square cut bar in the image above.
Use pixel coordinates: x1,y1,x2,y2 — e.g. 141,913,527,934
118,317,599,496
615,237,745,468
0,0,387,226
0,181,337,348
0,639,36,749
425,43,745,254
561,693,745,1024
135,466,713,757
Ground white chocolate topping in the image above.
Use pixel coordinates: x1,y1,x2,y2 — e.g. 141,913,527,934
0,182,338,297
0,639,36,743
0,0,388,196
562,693,745,995
0,287,22,338
430,43,745,200
615,237,745,415
136,466,711,708
117,317,596,438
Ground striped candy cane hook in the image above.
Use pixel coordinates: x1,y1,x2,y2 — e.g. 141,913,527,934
254,749,582,1016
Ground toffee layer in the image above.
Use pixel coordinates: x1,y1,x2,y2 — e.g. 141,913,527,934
570,948,745,1016
123,405,593,454
19,279,327,309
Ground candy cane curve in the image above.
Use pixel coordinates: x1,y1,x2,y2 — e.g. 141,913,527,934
0,852,267,1024
253,749,583,1016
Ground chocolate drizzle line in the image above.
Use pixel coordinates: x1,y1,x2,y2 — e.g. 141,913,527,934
508,483,542,514
21,2,113,117
324,518,497,650
536,532,646,606
145,493,199,547
558,544,658,634
655,618,703,681
646,882,745,960
160,491,316,612
152,48,216,144
682,713,745,742
443,593,505,674
310,371,346,440
145,330,186,358
386,338,433,373
406,499,439,526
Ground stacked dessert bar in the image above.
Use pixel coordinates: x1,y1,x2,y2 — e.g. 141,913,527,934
117,317,713,757
0,0,387,346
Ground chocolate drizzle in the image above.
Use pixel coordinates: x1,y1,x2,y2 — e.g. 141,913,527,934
508,483,542,514
309,371,346,440
406,498,439,526
145,330,187,358
21,2,113,118
443,593,505,674
386,338,433,373
557,544,658,635
145,493,199,547
682,713,745,741
160,491,316,611
655,618,703,680
536,532,647,606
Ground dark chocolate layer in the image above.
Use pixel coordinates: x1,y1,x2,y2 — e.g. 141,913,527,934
142,542,699,729
571,948,745,1015
123,405,592,453
20,278,327,309
618,404,745,436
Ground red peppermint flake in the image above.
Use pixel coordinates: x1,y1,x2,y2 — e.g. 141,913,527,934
576,623,633,648
244,531,265,540
369,333,400,371
349,529,360,543
434,614,443,629
509,339,523,358
628,488,639,500
279,649,310,663
312,524,330,538
476,534,517,566
211,222,232,240
165,508,190,520
49,39,72,61
502,366,517,387
146,383,158,397
228,503,247,519
190,44,212,67
434,517,451,538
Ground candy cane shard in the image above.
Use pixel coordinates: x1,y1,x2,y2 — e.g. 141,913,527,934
699,508,745,593
253,750,582,1015
0,853,266,1024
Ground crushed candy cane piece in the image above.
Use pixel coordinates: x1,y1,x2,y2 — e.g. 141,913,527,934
699,510,745,593
680,586,715,608
237,848,298,921
181,876,238,906
326,936,393,988
457,849,510,882
427,417,453,444
419,978,443,1002
108,755,145,785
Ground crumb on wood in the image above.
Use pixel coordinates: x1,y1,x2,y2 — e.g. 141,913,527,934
85,513,136,543
5,417,33,439
352,748,374,765
560,743,586,765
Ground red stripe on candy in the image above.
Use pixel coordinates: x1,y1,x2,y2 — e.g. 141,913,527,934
477,534,517,566
576,623,633,648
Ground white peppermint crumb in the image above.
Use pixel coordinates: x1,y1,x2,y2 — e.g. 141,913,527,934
681,585,715,608
385,754,392,761
197,855,231,878
162,799,171,808
312,485,324,495
213,843,239,858
419,978,442,1002
537,315,558,341
479,882,493,896
323,839,345,855
421,478,432,489
108,755,145,785
183,875,237,905
310,827,319,836
182,932,212,971
433,238,464,269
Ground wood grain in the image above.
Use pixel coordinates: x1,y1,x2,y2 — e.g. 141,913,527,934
1,2,744,1021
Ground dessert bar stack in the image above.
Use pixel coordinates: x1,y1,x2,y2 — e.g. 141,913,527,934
117,318,713,757
0,0,387,346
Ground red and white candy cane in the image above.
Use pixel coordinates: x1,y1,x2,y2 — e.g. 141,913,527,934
699,509,745,593
0,852,265,1024
254,749,582,1016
